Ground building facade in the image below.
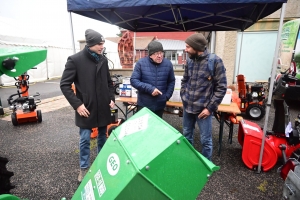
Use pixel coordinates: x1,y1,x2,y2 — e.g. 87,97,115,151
215,0,300,84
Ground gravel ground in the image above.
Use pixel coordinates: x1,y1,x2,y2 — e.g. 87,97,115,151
0,97,299,200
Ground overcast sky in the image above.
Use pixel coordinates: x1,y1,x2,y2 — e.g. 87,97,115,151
0,0,120,47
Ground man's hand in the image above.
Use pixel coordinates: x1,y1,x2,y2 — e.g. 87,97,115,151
109,100,115,108
152,88,162,96
198,108,211,119
77,104,90,118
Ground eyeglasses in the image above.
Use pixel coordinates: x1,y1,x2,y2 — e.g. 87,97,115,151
152,51,164,56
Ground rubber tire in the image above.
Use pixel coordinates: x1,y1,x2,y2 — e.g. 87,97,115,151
37,110,42,123
246,104,265,120
114,83,120,95
11,112,18,126
107,125,118,136
0,107,4,115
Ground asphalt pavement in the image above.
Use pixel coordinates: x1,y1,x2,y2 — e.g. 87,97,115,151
0,79,300,199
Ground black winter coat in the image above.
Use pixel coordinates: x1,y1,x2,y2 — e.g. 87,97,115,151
60,47,115,129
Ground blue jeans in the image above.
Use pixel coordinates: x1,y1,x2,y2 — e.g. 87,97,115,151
79,126,107,169
182,109,213,160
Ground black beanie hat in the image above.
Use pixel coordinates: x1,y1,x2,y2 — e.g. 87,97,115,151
185,33,208,52
148,41,163,56
85,29,105,47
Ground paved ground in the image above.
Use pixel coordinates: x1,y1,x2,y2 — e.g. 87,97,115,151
0,80,300,200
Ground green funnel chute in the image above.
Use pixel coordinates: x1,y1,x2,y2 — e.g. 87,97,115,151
0,47,47,77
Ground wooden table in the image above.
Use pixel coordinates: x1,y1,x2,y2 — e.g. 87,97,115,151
215,102,241,155
116,97,241,156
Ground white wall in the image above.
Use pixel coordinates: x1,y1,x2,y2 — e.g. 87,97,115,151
234,31,278,82
46,46,73,79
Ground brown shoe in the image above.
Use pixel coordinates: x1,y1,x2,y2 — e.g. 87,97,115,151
78,168,89,183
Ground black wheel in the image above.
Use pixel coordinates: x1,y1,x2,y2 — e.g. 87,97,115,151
246,104,265,120
107,125,118,136
114,84,120,95
37,110,42,123
11,112,18,126
0,107,4,115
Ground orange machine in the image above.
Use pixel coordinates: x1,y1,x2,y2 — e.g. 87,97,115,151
8,74,42,126
91,109,125,138
236,74,266,120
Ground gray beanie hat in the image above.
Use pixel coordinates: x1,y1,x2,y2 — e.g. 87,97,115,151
85,29,105,47
185,33,208,52
148,41,163,56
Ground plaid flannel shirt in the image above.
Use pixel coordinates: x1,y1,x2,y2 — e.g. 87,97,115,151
180,50,227,114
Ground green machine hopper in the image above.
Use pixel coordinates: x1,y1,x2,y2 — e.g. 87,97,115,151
72,108,219,200
0,47,47,77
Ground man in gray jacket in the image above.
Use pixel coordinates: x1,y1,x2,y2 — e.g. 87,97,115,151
60,29,115,183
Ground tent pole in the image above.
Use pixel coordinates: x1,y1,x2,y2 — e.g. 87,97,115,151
236,31,244,76
133,32,136,67
210,31,216,53
46,56,49,80
257,2,287,173
69,12,76,54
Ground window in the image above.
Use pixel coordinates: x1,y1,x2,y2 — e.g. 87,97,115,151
165,50,177,64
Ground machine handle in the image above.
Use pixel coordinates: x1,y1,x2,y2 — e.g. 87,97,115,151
33,92,40,97
35,99,41,104
279,144,287,164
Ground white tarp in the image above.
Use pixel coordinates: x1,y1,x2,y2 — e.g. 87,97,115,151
104,40,121,69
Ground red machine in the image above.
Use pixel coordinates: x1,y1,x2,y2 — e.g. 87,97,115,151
238,99,300,171
272,61,300,101
237,74,266,120
8,73,42,126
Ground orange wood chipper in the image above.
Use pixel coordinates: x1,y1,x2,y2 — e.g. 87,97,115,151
236,74,266,120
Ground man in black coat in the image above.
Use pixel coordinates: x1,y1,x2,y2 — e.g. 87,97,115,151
60,29,115,183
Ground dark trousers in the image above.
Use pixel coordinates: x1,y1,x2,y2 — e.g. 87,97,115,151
137,105,164,118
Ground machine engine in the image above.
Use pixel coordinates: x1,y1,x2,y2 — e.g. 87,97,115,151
247,84,265,102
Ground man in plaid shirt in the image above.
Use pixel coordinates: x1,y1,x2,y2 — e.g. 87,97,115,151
180,33,227,161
